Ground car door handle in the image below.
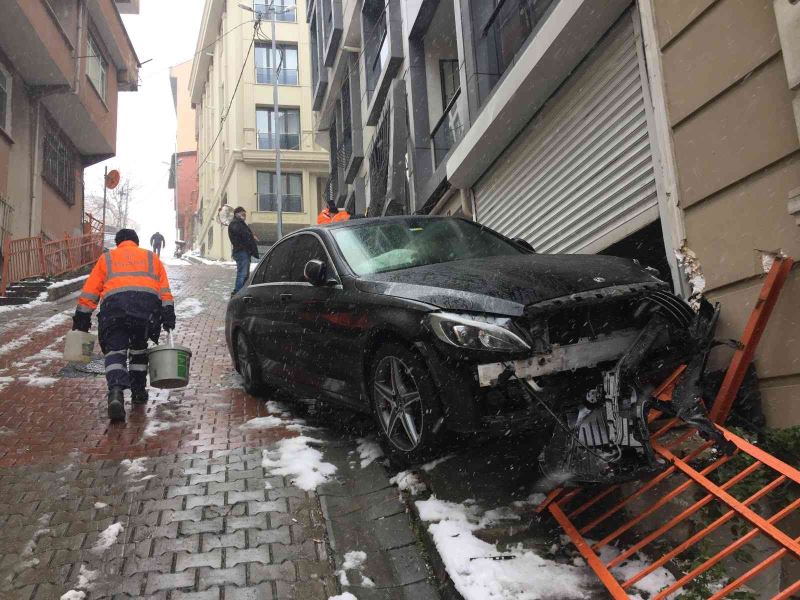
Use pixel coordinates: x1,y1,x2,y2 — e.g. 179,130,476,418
280,293,293,303
242,296,255,304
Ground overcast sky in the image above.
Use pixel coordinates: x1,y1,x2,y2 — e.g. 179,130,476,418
85,0,205,254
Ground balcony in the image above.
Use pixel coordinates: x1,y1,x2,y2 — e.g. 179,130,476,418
254,1,297,22
362,0,403,126
320,0,343,67
431,89,465,168
256,67,299,86
338,66,363,183
258,194,302,212
257,133,301,150
310,13,328,110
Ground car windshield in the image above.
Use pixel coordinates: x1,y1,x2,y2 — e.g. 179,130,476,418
331,218,523,275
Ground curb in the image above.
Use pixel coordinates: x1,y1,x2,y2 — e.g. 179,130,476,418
47,275,89,301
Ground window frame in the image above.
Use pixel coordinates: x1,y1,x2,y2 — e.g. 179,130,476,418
439,59,460,110
256,106,301,150
252,231,341,286
257,171,304,213
255,43,299,86
0,62,11,135
41,118,77,205
86,33,108,102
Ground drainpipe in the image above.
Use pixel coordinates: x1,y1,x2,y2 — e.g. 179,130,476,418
74,0,86,94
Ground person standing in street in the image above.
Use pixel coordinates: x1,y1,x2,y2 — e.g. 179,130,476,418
150,231,165,256
228,207,260,295
72,229,176,423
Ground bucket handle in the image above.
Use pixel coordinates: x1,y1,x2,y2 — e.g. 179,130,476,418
168,330,174,348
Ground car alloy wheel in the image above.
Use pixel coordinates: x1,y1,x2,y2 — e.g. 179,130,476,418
373,356,424,452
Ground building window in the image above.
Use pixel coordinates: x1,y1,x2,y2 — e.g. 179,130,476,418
86,34,107,101
42,120,77,205
254,0,296,22
256,107,300,150
255,43,299,85
208,228,213,250
0,64,10,133
257,171,303,212
439,59,459,109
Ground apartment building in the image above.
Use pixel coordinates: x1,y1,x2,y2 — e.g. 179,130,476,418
0,0,139,247
191,0,330,260
169,59,199,249
309,0,800,428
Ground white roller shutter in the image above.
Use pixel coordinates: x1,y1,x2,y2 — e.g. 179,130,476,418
474,12,658,254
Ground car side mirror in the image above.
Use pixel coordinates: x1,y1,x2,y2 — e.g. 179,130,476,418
304,259,327,286
514,238,536,253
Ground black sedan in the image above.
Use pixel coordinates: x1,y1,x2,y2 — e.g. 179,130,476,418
227,216,718,478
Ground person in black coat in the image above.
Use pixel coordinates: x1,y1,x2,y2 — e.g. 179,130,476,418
150,232,165,256
228,207,259,294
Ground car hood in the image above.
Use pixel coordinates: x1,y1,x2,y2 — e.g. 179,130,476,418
354,254,666,316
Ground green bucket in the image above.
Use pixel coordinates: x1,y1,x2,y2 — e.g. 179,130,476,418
148,332,192,389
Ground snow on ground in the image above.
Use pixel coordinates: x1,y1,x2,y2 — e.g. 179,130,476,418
416,496,591,600
240,415,306,432
336,550,375,588
92,522,124,552
597,545,677,599
142,419,182,439
328,594,358,600
420,454,455,472
94,502,108,509
0,290,49,314
175,297,204,319
389,471,428,495
0,377,13,392
356,437,384,468
30,311,71,334
0,337,29,358
77,564,98,589
184,251,237,267
48,274,90,290
161,256,192,266
19,376,59,387
120,457,148,477
60,591,86,600
261,436,337,491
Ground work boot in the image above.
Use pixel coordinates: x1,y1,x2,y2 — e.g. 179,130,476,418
107,387,125,422
131,387,148,405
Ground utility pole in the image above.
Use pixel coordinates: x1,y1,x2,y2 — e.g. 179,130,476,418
271,0,283,241
102,165,107,230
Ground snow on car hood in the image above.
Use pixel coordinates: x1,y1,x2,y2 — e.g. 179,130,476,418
355,254,666,316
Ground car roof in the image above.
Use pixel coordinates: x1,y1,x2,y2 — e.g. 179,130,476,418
321,214,459,231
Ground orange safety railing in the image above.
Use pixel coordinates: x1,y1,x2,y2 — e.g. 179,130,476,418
0,214,104,296
535,256,798,599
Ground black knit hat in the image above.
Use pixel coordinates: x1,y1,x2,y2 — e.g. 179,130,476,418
115,229,139,246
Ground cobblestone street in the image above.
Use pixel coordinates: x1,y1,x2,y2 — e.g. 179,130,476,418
0,263,434,600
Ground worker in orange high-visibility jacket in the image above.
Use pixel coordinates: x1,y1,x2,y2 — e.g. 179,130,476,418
317,200,350,225
71,229,176,423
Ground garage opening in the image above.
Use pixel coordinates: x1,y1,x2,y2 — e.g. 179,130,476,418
599,219,672,290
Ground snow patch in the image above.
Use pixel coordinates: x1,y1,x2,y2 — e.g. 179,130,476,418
175,297,204,319
356,438,384,468
389,471,427,495
342,550,367,570
416,497,591,600
60,591,86,600
161,257,192,266
120,457,148,477
597,546,677,598
31,312,71,334
77,564,98,589
93,522,124,552
421,454,455,472
49,275,90,290
0,338,28,358
20,376,59,387
94,502,108,509
328,594,358,600
143,419,181,439
261,436,336,491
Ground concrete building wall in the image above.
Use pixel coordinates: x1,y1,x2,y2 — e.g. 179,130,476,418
652,0,800,427
170,60,198,154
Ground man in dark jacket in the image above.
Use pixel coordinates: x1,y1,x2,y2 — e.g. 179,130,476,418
228,207,259,294
150,231,165,256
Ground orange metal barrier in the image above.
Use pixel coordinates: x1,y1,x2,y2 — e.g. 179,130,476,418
0,214,104,295
536,256,798,598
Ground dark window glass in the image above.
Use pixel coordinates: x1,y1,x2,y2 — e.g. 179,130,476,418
439,59,459,109
0,68,8,131
256,107,301,149
289,234,328,282
260,236,297,283
255,44,299,85
257,171,302,212
42,120,76,204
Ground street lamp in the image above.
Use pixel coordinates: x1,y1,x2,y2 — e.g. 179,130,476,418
240,1,287,242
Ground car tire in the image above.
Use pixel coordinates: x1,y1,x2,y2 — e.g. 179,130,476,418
369,342,443,466
235,331,270,397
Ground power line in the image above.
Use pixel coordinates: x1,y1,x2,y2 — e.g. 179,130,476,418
196,21,260,174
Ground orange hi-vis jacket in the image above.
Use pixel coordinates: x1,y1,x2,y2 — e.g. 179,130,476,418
76,241,174,315
317,208,350,225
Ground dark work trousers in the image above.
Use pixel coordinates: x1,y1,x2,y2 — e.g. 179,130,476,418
99,316,150,391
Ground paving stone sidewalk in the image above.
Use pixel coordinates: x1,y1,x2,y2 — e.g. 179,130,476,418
0,263,349,599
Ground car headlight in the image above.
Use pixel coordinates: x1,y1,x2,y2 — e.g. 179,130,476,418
428,312,530,352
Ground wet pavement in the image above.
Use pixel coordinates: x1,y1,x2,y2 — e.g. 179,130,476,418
0,262,436,600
